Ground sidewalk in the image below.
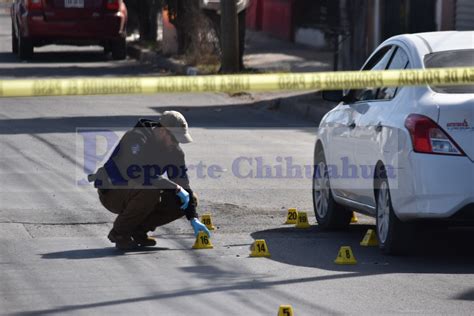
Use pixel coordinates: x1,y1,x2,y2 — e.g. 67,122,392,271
129,30,334,74
127,30,337,123
242,30,335,123
244,30,333,73
0,0,9,14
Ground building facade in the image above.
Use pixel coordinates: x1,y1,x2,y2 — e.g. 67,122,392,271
246,0,473,70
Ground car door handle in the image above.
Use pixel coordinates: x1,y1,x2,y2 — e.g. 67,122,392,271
375,122,383,132
347,121,356,129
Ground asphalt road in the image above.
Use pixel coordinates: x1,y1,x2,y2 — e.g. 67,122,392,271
1,10,474,315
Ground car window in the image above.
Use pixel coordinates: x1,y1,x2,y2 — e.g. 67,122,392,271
424,49,474,93
350,46,396,102
362,46,395,71
377,47,410,100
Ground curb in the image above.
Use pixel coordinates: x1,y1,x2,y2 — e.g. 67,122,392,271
266,92,334,123
127,43,335,123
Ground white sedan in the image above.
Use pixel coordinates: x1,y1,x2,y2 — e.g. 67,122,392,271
313,31,474,254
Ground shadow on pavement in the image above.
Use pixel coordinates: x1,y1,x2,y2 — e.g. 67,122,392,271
0,51,169,78
0,115,149,135
454,288,474,301
13,267,356,315
179,265,257,281
251,224,474,274
41,246,169,260
25,224,473,315
0,51,18,64
0,50,109,64
0,99,321,135
2,16,158,79
151,101,320,128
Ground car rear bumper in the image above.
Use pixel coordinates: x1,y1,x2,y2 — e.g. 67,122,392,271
21,11,126,41
391,151,474,221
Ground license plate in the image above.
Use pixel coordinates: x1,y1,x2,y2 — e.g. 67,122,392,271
65,0,84,8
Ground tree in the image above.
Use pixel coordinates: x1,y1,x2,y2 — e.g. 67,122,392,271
220,0,239,73
340,0,369,70
204,5,247,71
166,0,201,54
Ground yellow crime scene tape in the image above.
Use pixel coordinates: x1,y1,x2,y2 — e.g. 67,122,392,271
0,67,472,97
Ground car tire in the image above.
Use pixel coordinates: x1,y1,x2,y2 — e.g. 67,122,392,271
12,22,18,54
18,35,33,60
111,37,127,60
312,147,352,229
103,42,112,55
375,165,414,255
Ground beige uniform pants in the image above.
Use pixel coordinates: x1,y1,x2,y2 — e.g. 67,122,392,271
98,189,184,235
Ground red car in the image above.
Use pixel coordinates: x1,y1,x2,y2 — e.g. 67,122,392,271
11,0,128,60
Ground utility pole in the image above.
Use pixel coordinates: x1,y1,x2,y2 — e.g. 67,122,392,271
220,0,239,73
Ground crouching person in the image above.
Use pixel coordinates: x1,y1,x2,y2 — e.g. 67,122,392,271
91,111,210,250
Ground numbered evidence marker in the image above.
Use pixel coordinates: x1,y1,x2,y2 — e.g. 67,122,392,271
249,239,271,257
351,212,359,223
284,208,298,224
278,305,294,316
360,229,378,247
192,231,213,249
200,214,216,230
295,211,311,229
334,246,357,265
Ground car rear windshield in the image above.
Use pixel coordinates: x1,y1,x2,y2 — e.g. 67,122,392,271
424,49,474,94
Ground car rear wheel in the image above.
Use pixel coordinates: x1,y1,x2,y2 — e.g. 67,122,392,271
103,42,112,55
12,22,18,54
375,166,414,255
111,38,127,60
18,35,33,60
313,148,352,229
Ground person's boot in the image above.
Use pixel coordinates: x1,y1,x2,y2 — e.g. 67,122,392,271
131,231,157,247
108,229,139,250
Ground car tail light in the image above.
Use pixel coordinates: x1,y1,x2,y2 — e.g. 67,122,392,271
405,114,465,156
106,0,120,10
27,0,43,10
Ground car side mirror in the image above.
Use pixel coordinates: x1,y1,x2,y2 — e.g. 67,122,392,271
322,90,344,102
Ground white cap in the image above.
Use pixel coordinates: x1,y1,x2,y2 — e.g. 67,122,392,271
159,111,193,144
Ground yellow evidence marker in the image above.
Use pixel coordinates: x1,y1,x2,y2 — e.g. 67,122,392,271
360,229,378,246
201,213,216,230
278,305,294,316
284,208,298,224
192,231,213,249
250,239,271,257
334,246,357,265
295,211,311,229
351,212,359,223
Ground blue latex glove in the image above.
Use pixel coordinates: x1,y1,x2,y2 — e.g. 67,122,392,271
190,218,211,237
176,187,190,210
